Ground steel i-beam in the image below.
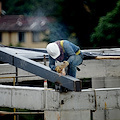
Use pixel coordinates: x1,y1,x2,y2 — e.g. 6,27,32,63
0,47,81,91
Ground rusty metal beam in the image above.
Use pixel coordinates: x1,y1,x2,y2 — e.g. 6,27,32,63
0,111,44,115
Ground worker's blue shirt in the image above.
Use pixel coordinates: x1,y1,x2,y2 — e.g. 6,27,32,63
49,40,81,71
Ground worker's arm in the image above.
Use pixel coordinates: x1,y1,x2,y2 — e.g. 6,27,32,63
49,55,67,74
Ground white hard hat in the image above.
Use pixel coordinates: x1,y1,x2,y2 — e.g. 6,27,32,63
46,43,60,59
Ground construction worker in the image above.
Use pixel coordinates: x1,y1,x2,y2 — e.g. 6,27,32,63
46,40,83,77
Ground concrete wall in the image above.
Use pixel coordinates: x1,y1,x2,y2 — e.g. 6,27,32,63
77,59,120,120
76,59,120,89
0,85,95,110
44,111,90,120
77,59,120,78
0,85,120,120
0,58,120,120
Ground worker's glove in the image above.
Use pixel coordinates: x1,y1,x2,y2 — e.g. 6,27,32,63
55,65,66,76
55,65,63,73
55,61,69,75
63,61,69,67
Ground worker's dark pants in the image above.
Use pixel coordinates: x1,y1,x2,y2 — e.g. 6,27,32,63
68,53,83,77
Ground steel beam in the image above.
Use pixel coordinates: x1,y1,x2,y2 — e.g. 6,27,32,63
0,47,81,91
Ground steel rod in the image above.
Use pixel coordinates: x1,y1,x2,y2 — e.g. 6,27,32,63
0,111,44,115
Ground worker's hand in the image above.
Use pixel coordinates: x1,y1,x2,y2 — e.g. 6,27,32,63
55,66,66,76
55,61,69,75
55,65,63,73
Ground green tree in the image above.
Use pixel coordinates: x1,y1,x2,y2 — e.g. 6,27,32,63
2,0,63,17
90,0,120,48
4,0,38,15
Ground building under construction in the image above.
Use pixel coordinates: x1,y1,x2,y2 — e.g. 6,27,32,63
0,45,120,120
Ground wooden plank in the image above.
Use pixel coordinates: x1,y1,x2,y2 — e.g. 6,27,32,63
96,56,120,59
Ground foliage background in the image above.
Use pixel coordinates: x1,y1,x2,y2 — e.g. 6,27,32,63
90,0,120,48
0,0,120,48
